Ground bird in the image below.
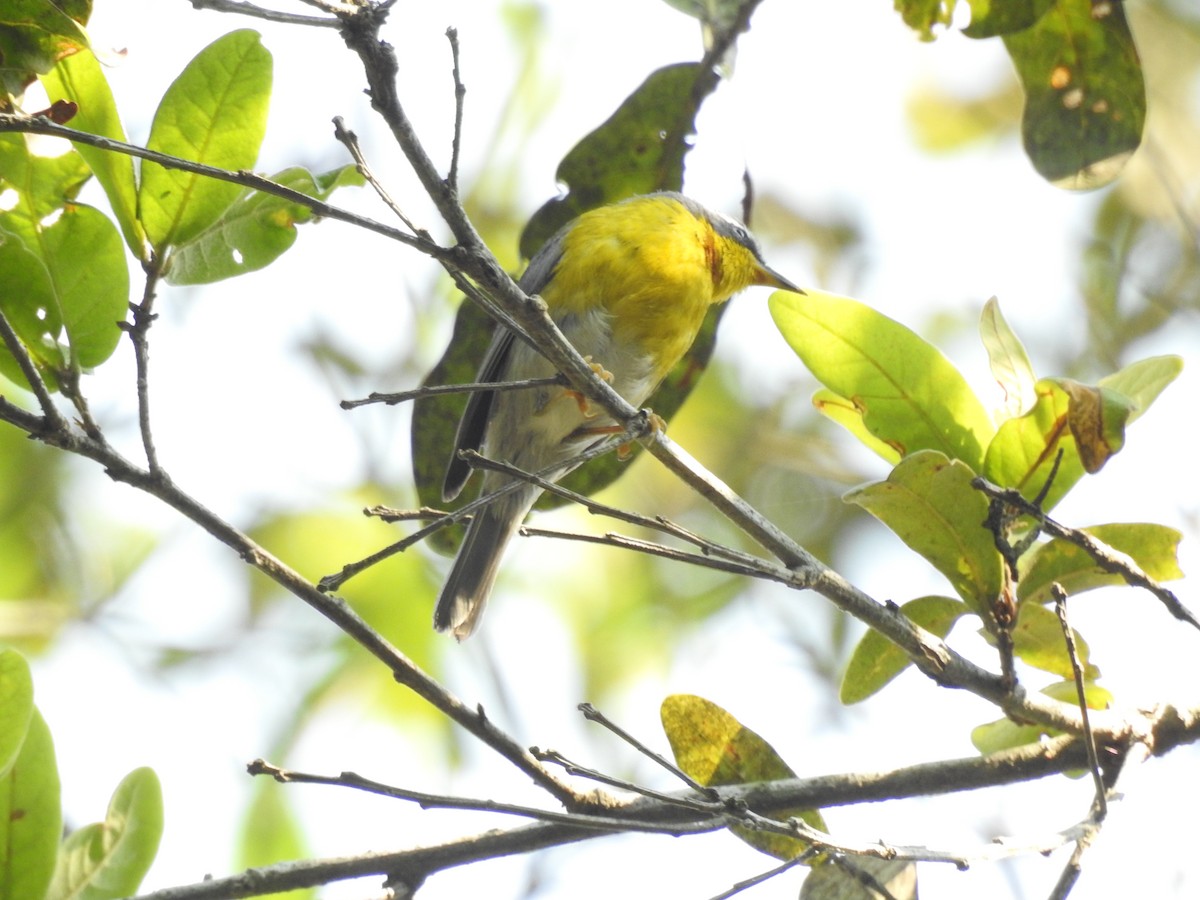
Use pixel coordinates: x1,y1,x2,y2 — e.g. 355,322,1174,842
435,191,801,640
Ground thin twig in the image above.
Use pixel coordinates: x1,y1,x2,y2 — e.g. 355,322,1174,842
520,525,784,582
124,258,165,473
530,747,720,812
246,759,705,835
445,27,465,193
188,0,340,26
1051,584,1107,818
578,703,719,799
0,310,66,432
707,855,811,900
340,374,565,409
331,116,430,239
973,476,1197,631
317,437,626,592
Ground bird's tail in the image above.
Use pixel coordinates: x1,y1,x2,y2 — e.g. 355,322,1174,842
434,496,526,641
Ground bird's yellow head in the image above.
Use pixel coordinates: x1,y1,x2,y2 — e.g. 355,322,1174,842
542,194,800,384
699,204,800,301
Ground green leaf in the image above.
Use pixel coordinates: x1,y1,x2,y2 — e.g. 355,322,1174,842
972,679,1112,754
970,716,1044,754
0,130,92,225
982,378,1084,510
42,48,145,255
980,296,1035,418
1003,0,1145,189
0,0,91,95
520,62,714,258
46,767,162,900
0,649,34,777
845,451,1003,614
1004,600,1097,680
39,204,129,368
139,29,272,251
0,203,127,377
811,388,901,465
1018,523,1183,606
165,164,364,284
1098,355,1182,424
769,291,994,470
841,596,968,703
661,694,826,862
0,707,61,900
1041,677,1112,710
0,224,66,375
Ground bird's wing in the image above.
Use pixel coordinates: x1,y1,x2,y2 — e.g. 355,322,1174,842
441,231,566,502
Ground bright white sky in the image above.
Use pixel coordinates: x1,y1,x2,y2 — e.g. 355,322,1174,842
24,1,1200,899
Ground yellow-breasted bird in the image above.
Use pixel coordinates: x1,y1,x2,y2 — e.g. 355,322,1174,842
436,191,801,640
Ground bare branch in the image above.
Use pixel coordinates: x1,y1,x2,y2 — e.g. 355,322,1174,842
340,374,565,409
1052,584,1107,817
0,310,66,432
332,115,431,239
187,0,340,26
973,476,1198,630
445,26,466,192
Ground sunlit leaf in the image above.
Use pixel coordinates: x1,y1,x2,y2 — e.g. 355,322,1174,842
46,767,162,900
841,596,968,703
0,707,61,900
1018,523,1183,606
39,203,128,368
980,297,1035,417
140,29,272,251
845,451,1002,614
166,164,364,285
982,378,1084,510
1003,0,1145,189
971,679,1111,753
1041,678,1112,710
0,649,33,777
1098,355,1182,425
770,291,994,470
811,388,901,465
1002,600,1097,680
661,694,826,862
42,48,145,255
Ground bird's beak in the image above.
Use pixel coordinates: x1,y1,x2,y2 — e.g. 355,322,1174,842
753,262,804,294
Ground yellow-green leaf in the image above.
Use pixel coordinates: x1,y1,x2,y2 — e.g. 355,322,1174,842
980,297,1035,418
845,451,1002,615
841,596,968,704
140,30,272,251
1018,523,1183,605
661,694,825,862
770,291,994,470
